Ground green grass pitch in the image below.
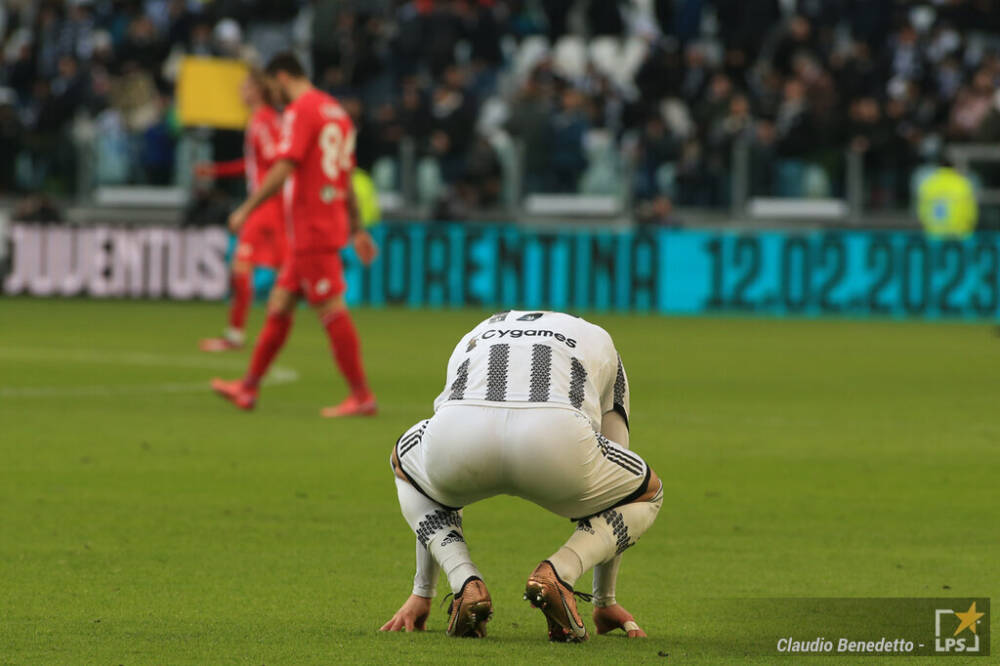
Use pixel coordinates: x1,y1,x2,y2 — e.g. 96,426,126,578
1,299,997,664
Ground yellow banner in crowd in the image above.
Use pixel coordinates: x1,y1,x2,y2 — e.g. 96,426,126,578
176,57,250,130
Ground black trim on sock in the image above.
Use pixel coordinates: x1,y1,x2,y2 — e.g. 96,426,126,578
459,575,483,595
542,559,576,594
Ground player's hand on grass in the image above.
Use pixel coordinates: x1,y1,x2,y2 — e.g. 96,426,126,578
353,229,378,266
592,603,647,638
379,594,432,632
228,204,250,233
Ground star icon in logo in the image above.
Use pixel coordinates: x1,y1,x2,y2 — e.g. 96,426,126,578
953,602,985,636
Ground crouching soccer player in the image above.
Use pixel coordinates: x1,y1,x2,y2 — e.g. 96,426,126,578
380,311,663,640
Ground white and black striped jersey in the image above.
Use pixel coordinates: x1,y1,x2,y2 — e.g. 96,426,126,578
433,311,630,431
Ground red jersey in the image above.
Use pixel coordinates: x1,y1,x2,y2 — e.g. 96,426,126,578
245,105,281,192
276,88,356,254
206,105,281,191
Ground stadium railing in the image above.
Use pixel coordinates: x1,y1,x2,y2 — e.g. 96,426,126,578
47,127,1000,230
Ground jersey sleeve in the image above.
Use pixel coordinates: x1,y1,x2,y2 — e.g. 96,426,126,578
208,158,246,177
601,350,631,429
276,106,312,164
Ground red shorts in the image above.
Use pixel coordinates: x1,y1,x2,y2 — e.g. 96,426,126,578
236,198,286,268
276,251,346,305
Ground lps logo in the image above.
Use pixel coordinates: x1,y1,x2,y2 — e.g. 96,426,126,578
935,602,985,653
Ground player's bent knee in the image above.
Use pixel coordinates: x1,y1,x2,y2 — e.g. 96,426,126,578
390,445,408,481
635,468,661,504
594,475,663,558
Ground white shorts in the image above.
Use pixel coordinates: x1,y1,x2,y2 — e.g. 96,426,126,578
394,404,651,520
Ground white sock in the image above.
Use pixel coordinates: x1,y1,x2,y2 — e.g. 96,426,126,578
592,554,622,607
412,538,440,598
225,327,245,344
395,477,482,594
547,545,585,587
593,410,629,604
547,484,663,588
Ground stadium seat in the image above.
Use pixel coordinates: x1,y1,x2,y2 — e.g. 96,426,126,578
14,152,34,191
173,131,212,192
579,130,621,196
500,34,518,62
416,157,444,206
803,164,832,198
776,160,806,198
583,129,615,163
372,157,398,193
552,35,587,80
655,162,677,199
579,162,620,196
486,130,520,208
94,111,131,185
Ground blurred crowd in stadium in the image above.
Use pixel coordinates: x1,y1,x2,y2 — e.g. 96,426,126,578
2,0,1000,219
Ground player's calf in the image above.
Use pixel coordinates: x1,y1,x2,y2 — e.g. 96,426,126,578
393,476,482,593
530,471,662,639
313,295,375,414
551,471,663,583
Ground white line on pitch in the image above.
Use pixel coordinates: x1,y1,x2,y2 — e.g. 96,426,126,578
0,347,299,398
0,346,251,370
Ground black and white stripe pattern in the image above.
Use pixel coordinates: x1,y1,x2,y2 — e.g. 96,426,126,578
414,509,463,548
528,344,552,402
614,354,627,409
596,432,644,476
600,509,633,554
568,357,587,408
397,420,429,459
485,343,509,401
449,359,470,400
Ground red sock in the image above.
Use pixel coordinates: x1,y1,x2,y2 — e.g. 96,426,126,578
243,312,293,389
228,272,252,331
323,311,371,399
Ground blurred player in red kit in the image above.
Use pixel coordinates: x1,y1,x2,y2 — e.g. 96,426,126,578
211,52,378,417
197,68,286,352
